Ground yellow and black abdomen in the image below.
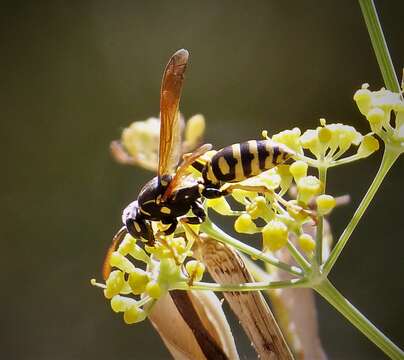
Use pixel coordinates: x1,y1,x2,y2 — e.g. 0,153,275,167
203,140,294,186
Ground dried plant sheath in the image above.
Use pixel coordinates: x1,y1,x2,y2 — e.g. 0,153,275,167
195,234,293,360
149,291,239,360
170,291,229,360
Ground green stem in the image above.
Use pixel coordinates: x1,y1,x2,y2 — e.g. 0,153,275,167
315,165,327,268
286,240,311,273
173,278,307,292
200,219,304,277
358,0,400,93
323,149,399,275
315,279,403,359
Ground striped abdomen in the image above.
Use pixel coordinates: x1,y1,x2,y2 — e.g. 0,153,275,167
203,140,294,185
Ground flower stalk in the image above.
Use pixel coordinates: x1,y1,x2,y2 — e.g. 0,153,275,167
358,0,401,93
314,278,404,360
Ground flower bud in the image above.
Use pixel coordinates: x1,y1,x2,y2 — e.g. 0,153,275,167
234,214,258,234
297,176,322,204
353,88,372,115
289,161,308,181
316,194,336,215
318,126,332,143
118,234,137,255
124,305,147,324
298,233,316,253
262,220,288,251
272,127,302,153
366,107,385,131
246,196,268,219
185,260,205,282
104,270,125,299
110,295,136,313
231,189,257,204
207,197,233,215
128,268,150,295
110,252,136,273
357,134,379,158
145,280,162,299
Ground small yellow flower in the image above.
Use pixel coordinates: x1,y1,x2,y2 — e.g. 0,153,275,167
104,270,126,299
366,108,385,131
316,194,336,215
234,214,258,234
272,127,303,154
297,176,322,204
110,252,136,273
298,233,316,253
145,280,162,299
289,161,308,182
353,86,372,116
110,295,136,313
185,260,206,282
246,196,272,220
357,134,380,158
262,220,289,251
128,268,150,295
207,197,234,215
123,305,147,324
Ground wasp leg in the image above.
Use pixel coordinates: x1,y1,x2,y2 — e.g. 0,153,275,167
201,186,223,199
180,202,206,225
160,218,178,236
222,183,316,222
126,217,155,246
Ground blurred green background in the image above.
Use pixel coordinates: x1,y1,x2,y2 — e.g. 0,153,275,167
1,1,403,359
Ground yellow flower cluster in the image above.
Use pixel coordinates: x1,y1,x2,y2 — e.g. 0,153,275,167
94,232,205,324
205,156,335,254
114,114,206,171
354,83,404,143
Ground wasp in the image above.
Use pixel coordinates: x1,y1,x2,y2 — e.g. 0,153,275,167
103,49,294,280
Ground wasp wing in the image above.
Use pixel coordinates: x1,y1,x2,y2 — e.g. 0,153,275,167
102,226,127,281
158,49,189,177
161,143,212,202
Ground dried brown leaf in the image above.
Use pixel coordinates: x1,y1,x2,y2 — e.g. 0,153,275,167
195,234,293,360
149,290,239,360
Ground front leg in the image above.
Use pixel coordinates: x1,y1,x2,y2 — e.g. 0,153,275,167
221,183,316,221
160,217,178,235
181,201,206,225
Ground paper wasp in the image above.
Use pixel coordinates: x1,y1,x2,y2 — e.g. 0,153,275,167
103,49,294,280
